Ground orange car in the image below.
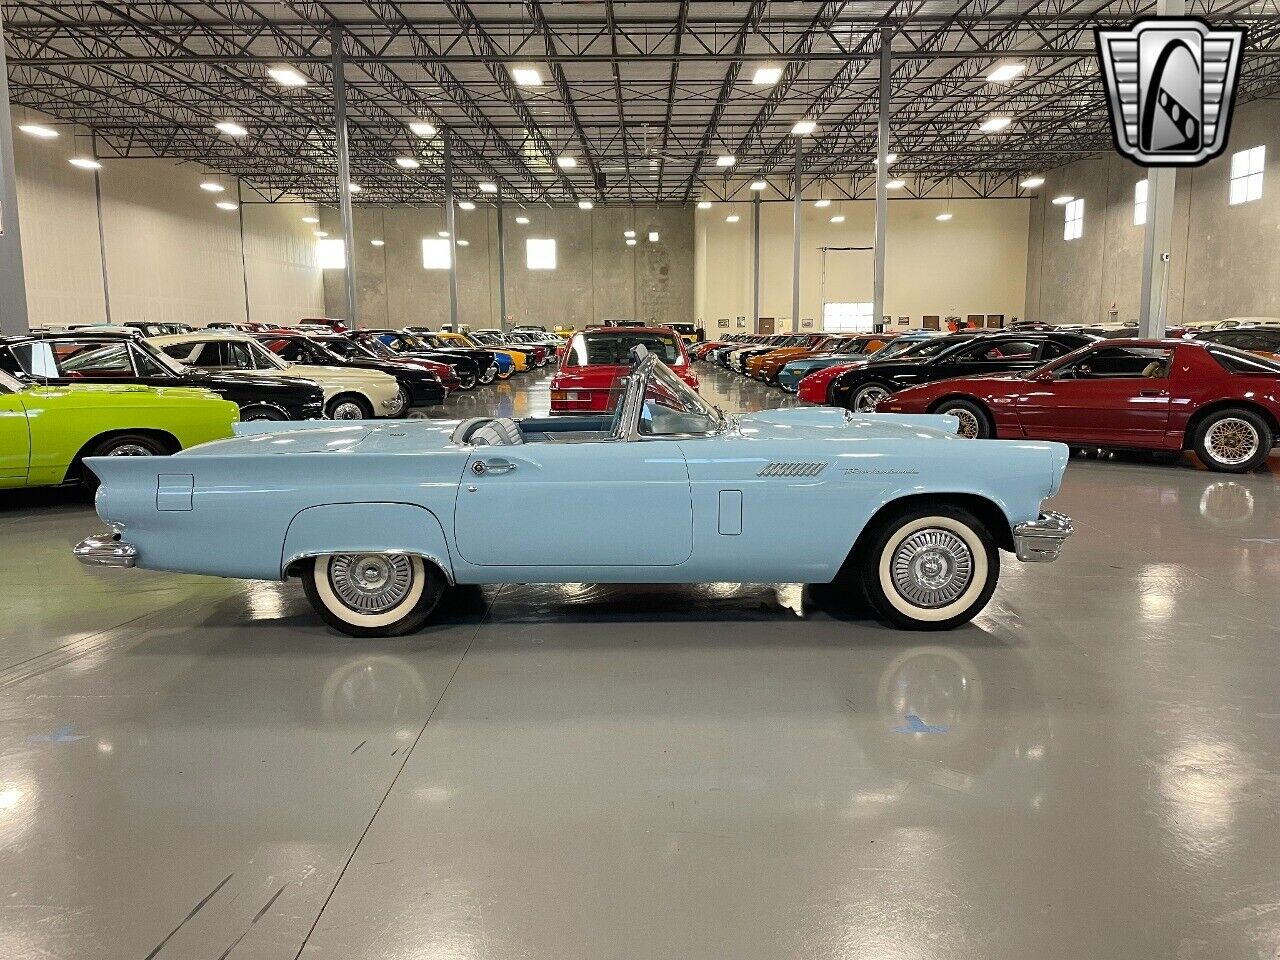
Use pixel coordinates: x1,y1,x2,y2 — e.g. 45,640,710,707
747,333,895,383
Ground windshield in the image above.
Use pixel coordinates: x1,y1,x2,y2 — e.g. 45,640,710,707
134,340,190,375
240,338,290,369
869,337,929,360
616,355,722,438
570,331,683,365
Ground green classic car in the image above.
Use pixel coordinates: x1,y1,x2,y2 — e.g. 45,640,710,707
0,368,239,489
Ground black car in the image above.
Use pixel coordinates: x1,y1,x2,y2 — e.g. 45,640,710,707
254,332,448,409
361,331,496,386
826,331,1099,411
0,332,325,421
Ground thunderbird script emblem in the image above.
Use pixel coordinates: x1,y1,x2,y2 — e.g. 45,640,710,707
1096,18,1245,166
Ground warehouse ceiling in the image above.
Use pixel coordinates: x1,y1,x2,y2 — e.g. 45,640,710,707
5,1,1280,205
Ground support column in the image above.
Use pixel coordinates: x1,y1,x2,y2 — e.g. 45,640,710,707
791,141,803,331
1139,0,1184,338
0,11,30,334
331,22,358,325
496,192,508,330
752,192,762,331
442,130,460,330
873,27,892,331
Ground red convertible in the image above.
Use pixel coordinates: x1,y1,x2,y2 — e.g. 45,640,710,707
551,326,697,413
876,339,1280,473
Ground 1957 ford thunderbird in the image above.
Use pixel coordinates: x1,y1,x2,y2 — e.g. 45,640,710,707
75,349,1074,635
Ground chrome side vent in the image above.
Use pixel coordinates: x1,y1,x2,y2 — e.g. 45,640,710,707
758,462,828,478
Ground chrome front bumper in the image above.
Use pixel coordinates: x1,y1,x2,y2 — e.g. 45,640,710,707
74,530,138,568
1012,512,1073,562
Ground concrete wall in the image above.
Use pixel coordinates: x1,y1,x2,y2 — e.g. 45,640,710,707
1025,97,1280,326
695,193,1030,332
322,204,695,330
11,114,324,329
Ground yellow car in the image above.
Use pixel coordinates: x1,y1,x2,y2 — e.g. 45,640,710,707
435,331,528,373
553,325,576,341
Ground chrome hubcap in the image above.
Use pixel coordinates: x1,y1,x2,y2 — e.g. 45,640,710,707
106,443,153,457
1205,418,1259,465
331,401,364,420
891,528,974,608
855,385,889,412
388,387,409,415
945,407,981,439
328,554,414,614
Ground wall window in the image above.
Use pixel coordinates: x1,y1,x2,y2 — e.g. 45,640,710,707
421,237,451,270
823,302,874,332
316,238,346,269
1229,146,1265,205
1133,179,1148,226
1064,197,1084,241
526,237,557,270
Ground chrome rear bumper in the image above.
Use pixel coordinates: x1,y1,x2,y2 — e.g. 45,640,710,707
1012,512,1073,562
74,530,138,568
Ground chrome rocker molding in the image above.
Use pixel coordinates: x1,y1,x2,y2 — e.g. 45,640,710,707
1012,511,1074,562
74,530,138,568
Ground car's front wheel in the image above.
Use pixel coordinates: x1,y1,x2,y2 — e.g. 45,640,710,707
1191,408,1273,473
850,381,893,412
855,505,1000,630
303,553,446,637
932,398,994,439
326,394,374,420
496,364,514,380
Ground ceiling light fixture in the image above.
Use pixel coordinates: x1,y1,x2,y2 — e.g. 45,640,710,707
578,199,594,210
750,180,767,191
69,156,102,170
814,198,831,208
1052,195,1074,205
457,200,475,210
726,215,740,223
936,212,953,221
438,230,450,237
267,65,308,87
511,67,544,87
457,239,470,247
302,216,319,224
396,157,421,169
216,201,239,211
752,66,783,86
716,155,736,167
874,153,899,166
348,182,362,192
17,123,58,139
199,181,225,192
1020,176,1046,189
979,116,1013,133
215,121,248,137
625,238,637,246
830,215,845,223
986,63,1026,84
886,179,906,189
478,182,498,193
791,119,817,136
408,121,436,137
556,155,577,169
624,230,636,238
697,200,712,209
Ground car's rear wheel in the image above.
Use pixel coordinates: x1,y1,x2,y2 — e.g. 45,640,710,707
79,433,169,488
1192,408,1272,473
326,394,373,420
932,398,994,439
855,505,999,631
303,553,446,637
387,385,411,418
479,367,497,385
239,404,288,422
851,381,893,412
454,369,477,390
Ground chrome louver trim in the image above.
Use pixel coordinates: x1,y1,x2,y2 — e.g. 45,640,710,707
757,462,828,478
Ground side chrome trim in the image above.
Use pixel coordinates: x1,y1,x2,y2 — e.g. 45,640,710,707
74,530,138,568
1012,511,1074,562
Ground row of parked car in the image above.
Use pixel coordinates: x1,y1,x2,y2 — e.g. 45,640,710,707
692,325,1280,473
0,321,568,491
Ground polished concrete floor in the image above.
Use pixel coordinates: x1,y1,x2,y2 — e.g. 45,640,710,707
2,364,1279,960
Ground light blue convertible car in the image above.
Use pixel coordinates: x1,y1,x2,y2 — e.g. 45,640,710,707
76,350,1073,635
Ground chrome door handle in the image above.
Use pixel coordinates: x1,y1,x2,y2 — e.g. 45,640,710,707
474,459,516,475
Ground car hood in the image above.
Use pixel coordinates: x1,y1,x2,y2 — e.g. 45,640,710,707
184,369,319,393
732,407,960,440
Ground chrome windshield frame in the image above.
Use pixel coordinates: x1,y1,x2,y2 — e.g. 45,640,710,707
612,352,726,442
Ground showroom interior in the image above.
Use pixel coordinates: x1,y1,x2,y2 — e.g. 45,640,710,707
1,3,1280,959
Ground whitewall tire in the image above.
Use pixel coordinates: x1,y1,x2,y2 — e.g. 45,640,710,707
859,506,999,630
303,553,445,637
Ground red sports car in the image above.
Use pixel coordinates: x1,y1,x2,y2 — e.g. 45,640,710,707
551,326,697,413
876,338,1280,473
796,361,865,404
